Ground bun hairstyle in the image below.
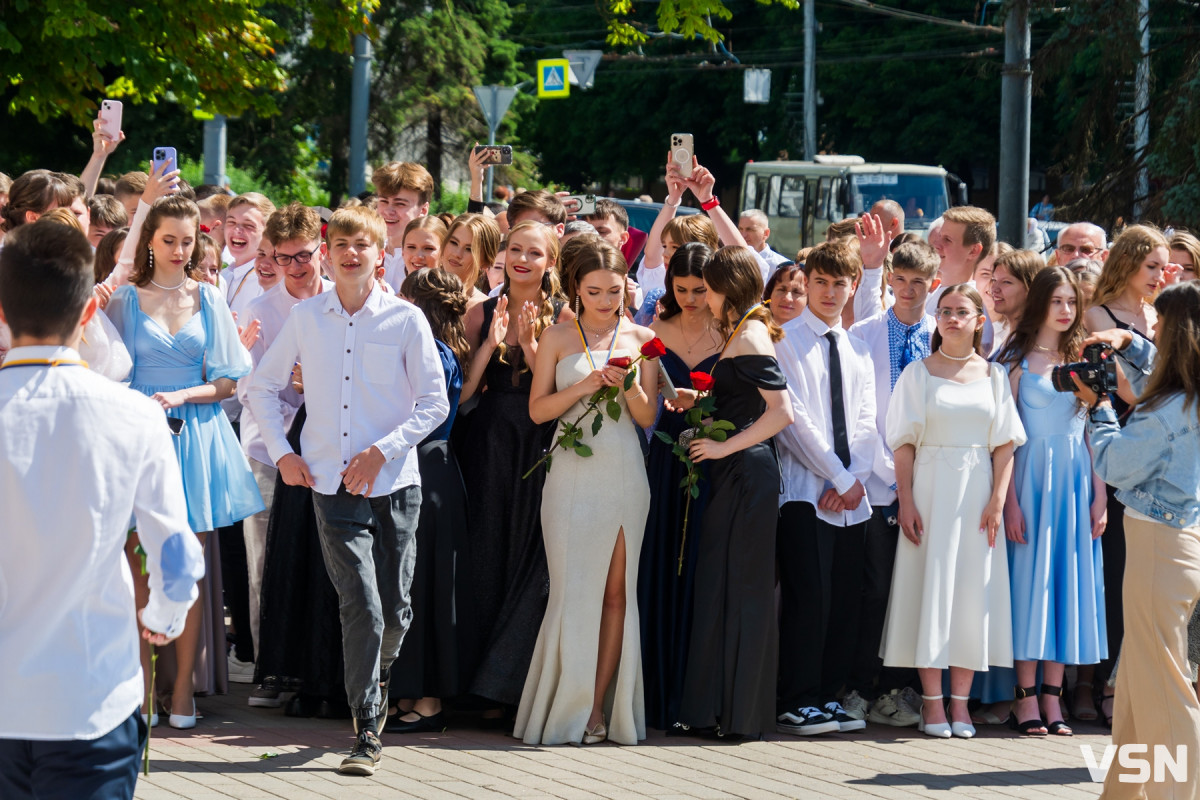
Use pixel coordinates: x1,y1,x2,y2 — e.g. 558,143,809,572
1,170,81,233
1093,224,1169,307
562,234,628,302
702,245,783,343
660,241,712,320
498,220,564,370
930,282,987,356
400,267,472,379
129,195,203,287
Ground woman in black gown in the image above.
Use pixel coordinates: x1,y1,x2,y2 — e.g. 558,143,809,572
457,221,571,711
639,243,723,730
676,246,794,739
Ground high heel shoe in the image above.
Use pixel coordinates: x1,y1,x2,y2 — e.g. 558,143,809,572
141,712,159,728
582,719,607,745
917,695,951,738
949,695,976,739
168,700,197,730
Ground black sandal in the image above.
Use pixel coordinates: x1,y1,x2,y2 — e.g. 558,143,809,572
1100,693,1115,728
1040,684,1074,736
1007,685,1048,736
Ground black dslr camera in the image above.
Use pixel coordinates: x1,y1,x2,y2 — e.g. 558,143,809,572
1050,343,1119,394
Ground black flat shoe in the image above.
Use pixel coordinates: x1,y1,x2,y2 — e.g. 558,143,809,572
284,694,320,718
388,710,447,734
317,699,351,720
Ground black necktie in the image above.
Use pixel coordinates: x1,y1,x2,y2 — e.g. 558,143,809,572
825,330,851,468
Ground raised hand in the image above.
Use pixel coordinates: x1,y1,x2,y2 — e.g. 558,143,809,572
516,300,537,347
663,152,686,204
855,213,889,270
143,160,181,205
486,295,510,349
685,162,716,204
91,118,125,158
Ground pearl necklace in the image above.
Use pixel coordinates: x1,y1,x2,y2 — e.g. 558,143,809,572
580,319,617,339
150,276,188,291
938,347,974,362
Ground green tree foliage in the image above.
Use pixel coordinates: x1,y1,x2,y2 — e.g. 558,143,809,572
0,0,375,124
601,0,799,46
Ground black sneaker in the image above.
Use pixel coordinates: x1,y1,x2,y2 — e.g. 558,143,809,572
338,730,382,776
777,706,840,736
823,700,867,732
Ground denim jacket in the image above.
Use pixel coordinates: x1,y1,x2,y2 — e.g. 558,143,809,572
1087,336,1200,529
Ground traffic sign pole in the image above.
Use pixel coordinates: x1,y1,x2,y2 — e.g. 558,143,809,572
473,85,517,203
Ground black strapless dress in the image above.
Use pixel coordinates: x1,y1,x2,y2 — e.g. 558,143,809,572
677,355,786,739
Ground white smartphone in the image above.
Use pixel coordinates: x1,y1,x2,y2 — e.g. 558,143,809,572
99,99,123,141
670,133,694,179
566,194,597,216
658,360,679,400
152,146,178,176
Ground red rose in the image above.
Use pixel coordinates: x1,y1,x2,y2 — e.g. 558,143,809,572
607,356,633,369
690,372,715,392
640,337,667,359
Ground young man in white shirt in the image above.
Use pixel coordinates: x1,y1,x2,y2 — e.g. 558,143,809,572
220,193,276,319
846,240,940,728
247,206,448,776
774,240,879,736
927,205,995,352
235,203,333,704
0,220,204,800
372,161,433,293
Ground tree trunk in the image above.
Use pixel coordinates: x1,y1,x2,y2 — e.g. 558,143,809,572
426,106,444,201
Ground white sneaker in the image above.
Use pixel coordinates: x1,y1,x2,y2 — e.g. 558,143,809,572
841,690,869,721
777,707,840,736
898,687,924,721
867,689,921,727
228,653,256,684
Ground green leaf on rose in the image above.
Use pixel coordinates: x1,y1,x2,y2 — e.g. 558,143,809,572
710,430,727,442
655,430,675,444
592,414,604,436
575,443,593,457
623,370,636,391
606,400,622,421
690,484,700,499
712,420,736,431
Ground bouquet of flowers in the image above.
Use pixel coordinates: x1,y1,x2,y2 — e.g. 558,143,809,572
654,371,735,573
524,337,667,478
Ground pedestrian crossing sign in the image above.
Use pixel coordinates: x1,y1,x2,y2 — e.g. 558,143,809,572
537,59,570,98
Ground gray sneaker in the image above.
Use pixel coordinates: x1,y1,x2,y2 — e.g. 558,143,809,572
841,690,869,721
248,677,284,708
338,730,382,776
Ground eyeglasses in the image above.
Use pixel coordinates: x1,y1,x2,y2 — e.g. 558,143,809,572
935,308,978,320
1057,244,1100,257
273,246,320,266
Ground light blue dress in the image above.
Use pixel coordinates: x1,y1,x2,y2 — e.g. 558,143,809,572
107,283,264,533
1008,360,1107,664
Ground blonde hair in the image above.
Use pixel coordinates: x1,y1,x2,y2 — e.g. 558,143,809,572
664,214,718,250
226,192,276,220
371,161,434,205
39,207,84,233
498,220,564,369
443,213,499,289
326,205,387,248
1092,224,1168,308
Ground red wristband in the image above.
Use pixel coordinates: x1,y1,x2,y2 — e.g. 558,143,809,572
700,196,720,211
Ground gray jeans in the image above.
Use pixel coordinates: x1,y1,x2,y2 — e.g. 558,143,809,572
312,484,420,721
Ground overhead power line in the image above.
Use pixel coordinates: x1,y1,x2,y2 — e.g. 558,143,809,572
828,0,1003,33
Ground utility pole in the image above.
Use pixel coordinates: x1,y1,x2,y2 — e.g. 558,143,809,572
202,115,228,188
998,0,1031,247
1133,0,1150,220
803,0,817,160
348,26,372,197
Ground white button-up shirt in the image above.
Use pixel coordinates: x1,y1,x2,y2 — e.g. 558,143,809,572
246,285,449,496
0,346,204,740
237,279,333,466
775,308,878,526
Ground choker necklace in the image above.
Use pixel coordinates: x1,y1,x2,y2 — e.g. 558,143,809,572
150,276,188,291
938,347,974,362
580,319,617,338
1033,343,1058,353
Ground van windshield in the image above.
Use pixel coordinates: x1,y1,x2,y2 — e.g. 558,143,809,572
849,174,948,229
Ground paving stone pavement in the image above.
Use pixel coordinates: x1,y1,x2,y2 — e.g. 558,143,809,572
134,685,1111,799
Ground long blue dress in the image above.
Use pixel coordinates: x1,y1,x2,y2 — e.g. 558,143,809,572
638,347,717,730
107,283,264,533
1008,360,1107,665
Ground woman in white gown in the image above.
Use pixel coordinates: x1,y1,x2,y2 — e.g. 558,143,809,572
516,236,657,746
880,283,1026,739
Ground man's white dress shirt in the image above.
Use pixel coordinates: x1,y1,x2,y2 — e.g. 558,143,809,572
775,308,878,526
0,346,203,740
246,284,449,496
237,279,333,467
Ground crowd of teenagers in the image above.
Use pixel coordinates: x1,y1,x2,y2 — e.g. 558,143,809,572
1,120,1199,800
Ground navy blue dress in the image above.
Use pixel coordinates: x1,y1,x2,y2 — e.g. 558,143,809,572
638,348,718,730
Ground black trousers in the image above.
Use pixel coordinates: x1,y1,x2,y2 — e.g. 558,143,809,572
848,503,915,696
777,501,867,710
219,422,253,663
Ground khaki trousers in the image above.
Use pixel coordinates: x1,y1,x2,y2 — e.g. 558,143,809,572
1102,513,1200,800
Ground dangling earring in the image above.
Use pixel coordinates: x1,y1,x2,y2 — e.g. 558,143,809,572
618,295,625,320
147,244,154,272
574,294,581,315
